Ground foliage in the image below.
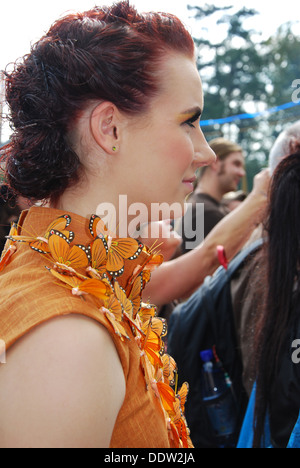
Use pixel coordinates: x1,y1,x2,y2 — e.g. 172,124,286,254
189,4,300,189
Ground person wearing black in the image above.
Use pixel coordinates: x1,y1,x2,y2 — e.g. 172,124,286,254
180,138,246,253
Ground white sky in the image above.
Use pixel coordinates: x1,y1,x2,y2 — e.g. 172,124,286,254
0,0,298,71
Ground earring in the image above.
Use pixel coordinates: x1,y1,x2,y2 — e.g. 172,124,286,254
112,146,117,152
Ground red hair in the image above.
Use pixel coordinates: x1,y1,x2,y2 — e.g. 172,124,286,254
2,1,194,203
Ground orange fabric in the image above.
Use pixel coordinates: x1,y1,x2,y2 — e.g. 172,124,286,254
0,206,171,448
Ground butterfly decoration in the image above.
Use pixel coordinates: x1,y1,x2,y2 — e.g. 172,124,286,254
162,354,177,386
144,252,164,273
138,303,157,323
126,275,143,318
46,230,90,274
5,212,192,449
101,308,130,341
114,280,133,318
96,276,130,340
154,381,176,414
88,215,144,277
128,245,164,288
171,383,191,448
138,317,165,368
6,214,73,255
175,382,189,415
86,237,108,279
147,362,176,414
48,268,112,302
0,222,18,272
143,316,167,341
107,237,144,277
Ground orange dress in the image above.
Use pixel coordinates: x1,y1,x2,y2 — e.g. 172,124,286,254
0,206,192,448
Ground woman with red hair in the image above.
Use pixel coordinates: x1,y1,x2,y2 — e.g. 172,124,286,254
0,1,216,448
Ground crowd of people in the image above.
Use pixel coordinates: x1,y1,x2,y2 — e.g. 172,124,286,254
0,0,299,449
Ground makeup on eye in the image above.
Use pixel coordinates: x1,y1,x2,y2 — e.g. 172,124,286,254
178,107,202,128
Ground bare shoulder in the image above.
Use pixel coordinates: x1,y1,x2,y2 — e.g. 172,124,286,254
0,315,126,448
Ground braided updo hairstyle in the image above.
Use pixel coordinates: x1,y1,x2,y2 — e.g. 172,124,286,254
1,1,194,204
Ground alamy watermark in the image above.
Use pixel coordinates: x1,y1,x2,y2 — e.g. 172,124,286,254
291,339,300,364
96,195,204,249
0,339,6,364
292,79,300,104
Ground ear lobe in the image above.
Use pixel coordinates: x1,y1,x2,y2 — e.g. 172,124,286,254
90,102,119,154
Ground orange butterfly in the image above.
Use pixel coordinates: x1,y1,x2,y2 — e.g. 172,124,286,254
99,278,130,340
138,303,157,323
127,275,143,318
47,230,90,274
140,324,164,367
114,281,133,318
103,292,123,322
48,268,112,302
0,222,18,272
170,382,191,448
176,382,189,414
128,249,163,287
162,354,177,386
7,214,73,255
100,292,130,341
0,244,17,272
101,308,130,341
144,252,164,272
89,214,111,239
106,238,144,277
86,237,108,279
89,215,144,277
144,316,167,340
155,381,176,414
145,356,176,414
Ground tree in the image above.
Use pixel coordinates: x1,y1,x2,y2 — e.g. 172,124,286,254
263,22,300,107
189,4,300,189
191,5,265,119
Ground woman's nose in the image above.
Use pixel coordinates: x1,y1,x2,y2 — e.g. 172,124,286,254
193,142,216,170
193,127,216,169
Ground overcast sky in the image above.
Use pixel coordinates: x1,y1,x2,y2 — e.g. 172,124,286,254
0,0,298,70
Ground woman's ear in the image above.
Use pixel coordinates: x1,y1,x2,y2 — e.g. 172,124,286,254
90,102,120,154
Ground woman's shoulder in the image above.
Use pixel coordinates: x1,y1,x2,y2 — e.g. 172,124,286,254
0,314,125,448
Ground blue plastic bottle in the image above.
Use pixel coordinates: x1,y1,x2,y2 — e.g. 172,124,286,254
200,349,238,448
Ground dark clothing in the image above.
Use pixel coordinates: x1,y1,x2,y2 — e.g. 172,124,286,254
230,232,300,447
268,315,300,448
180,192,228,254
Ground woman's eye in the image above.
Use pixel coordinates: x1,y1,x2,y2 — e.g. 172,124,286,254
182,111,201,129
185,121,196,128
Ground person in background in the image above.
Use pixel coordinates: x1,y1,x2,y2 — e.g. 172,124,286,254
144,168,269,305
180,137,246,253
222,190,248,212
251,122,300,448
231,121,300,401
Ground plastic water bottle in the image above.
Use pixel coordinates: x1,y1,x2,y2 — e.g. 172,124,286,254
200,349,238,448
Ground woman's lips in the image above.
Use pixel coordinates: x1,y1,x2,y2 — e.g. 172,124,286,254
182,177,196,192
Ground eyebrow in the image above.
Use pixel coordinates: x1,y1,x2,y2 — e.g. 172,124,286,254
181,106,202,117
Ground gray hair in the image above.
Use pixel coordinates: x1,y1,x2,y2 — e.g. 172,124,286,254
269,120,300,174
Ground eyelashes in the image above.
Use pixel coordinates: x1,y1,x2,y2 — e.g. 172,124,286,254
183,110,202,128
